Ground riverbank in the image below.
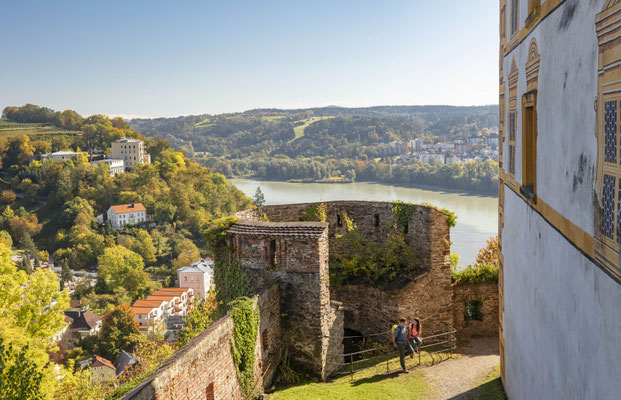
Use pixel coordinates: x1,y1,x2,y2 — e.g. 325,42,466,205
230,176,498,198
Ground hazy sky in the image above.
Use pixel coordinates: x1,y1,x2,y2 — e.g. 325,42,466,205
0,1,498,118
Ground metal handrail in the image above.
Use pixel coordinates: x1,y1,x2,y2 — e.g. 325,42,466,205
333,324,457,380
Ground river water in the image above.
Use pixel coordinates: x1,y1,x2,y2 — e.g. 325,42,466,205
230,179,498,266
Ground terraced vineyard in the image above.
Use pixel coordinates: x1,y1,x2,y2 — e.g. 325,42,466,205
0,119,79,138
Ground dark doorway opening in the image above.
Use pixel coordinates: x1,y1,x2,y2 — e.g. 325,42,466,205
343,328,365,361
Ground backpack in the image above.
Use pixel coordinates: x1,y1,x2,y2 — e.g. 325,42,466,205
391,324,398,336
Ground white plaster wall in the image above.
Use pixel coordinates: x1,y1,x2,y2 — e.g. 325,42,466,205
503,189,621,400
502,0,601,235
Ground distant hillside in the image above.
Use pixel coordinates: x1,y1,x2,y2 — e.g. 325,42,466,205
128,105,499,194
128,105,498,159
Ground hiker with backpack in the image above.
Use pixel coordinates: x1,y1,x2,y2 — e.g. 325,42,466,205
392,317,412,373
408,318,422,354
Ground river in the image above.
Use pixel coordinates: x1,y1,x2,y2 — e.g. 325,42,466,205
230,179,498,266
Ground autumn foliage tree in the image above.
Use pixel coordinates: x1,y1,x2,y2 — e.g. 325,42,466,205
473,235,499,267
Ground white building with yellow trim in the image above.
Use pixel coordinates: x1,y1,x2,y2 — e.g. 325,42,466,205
498,1,621,398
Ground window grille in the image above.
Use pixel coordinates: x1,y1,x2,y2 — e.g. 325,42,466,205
605,101,617,163
603,174,615,239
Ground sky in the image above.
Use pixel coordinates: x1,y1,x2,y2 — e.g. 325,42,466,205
0,1,498,118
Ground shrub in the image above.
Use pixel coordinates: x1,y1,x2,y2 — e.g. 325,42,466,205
451,264,498,284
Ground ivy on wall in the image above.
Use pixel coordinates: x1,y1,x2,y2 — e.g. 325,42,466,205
300,202,327,222
391,201,417,233
229,297,260,400
330,217,421,284
204,216,254,308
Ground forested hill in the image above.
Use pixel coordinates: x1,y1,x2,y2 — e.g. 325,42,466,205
129,105,498,159
129,105,500,195
0,103,252,275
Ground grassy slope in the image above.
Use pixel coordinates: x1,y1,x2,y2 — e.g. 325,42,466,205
291,116,333,142
0,120,78,137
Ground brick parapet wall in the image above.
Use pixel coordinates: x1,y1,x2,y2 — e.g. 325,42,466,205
125,281,283,400
124,316,242,400
452,282,499,338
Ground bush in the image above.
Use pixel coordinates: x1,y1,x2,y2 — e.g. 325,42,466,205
451,264,498,284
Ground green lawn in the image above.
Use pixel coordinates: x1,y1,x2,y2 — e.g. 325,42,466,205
270,349,454,400
290,116,333,142
271,370,430,400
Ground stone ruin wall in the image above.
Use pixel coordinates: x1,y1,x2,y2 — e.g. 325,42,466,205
228,226,344,379
236,202,454,338
237,201,436,267
452,282,499,339
125,281,282,400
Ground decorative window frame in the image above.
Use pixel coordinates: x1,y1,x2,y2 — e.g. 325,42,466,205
507,58,519,180
510,0,519,37
595,1,621,272
520,39,540,202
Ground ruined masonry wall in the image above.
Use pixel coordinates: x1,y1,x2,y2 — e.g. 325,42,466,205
237,201,437,268
124,316,242,400
231,230,337,378
452,282,499,338
255,280,282,387
125,281,282,400
237,201,453,340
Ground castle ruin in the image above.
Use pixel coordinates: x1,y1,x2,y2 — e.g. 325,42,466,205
125,201,498,399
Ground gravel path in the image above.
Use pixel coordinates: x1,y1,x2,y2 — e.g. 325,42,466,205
422,336,500,399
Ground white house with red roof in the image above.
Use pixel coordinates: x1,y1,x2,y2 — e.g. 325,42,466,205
107,203,147,230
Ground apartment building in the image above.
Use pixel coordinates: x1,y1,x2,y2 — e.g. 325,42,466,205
177,259,214,299
90,158,125,176
110,137,151,169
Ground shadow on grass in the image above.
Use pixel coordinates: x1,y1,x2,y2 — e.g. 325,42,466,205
350,371,403,386
448,377,506,400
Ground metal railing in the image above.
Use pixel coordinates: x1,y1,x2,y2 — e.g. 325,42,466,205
331,322,457,380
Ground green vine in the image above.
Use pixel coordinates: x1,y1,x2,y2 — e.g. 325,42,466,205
330,227,421,284
419,202,457,227
300,202,327,222
204,216,254,309
229,297,260,400
391,201,417,233
204,216,238,254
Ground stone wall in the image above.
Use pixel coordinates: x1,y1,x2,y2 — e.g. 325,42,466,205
228,223,342,380
236,201,452,355
255,280,282,388
125,281,282,400
236,201,450,271
452,282,499,338
124,316,242,400
330,204,453,338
